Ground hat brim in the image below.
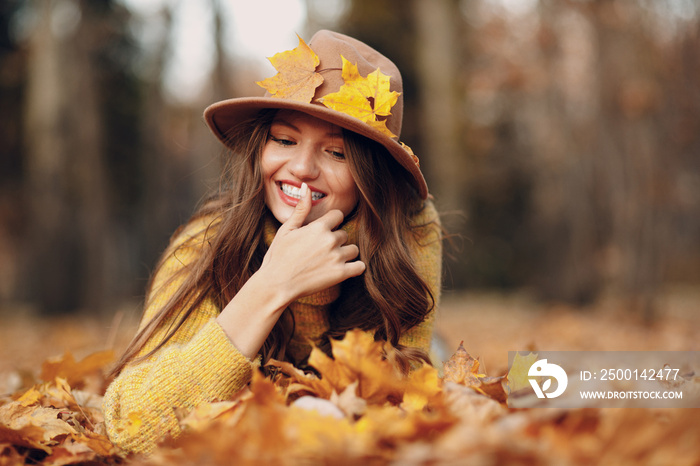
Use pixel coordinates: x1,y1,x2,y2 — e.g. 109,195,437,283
203,97,428,200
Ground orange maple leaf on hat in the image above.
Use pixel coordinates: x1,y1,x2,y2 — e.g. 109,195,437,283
320,56,400,139
256,35,324,103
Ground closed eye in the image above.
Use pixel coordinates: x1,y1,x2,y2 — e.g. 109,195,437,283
270,136,295,147
327,150,345,160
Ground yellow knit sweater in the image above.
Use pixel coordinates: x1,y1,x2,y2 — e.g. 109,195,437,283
103,201,442,454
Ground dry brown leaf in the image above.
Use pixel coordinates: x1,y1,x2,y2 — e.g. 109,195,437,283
0,423,53,454
4,328,700,465
0,402,77,453
42,440,97,466
73,429,119,457
472,376,508,404
443,341,484,385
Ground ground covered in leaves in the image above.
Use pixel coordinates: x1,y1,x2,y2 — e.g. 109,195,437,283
1,290,699,465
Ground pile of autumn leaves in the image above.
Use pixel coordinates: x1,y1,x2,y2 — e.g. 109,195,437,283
2,331,699,465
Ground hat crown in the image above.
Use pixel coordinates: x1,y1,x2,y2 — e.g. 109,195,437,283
264,30,405,140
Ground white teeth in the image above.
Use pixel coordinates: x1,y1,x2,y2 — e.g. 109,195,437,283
280,183,325,201
281,183,301,198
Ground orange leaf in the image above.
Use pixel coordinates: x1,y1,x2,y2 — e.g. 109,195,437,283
0,423,53,454
400,142,420,166
307,344,355,397
472,376,508,405
17,386,42,406
40,350,114,388
402,365,441,411
0,402,78,453
74,429,120,457
326,330,404,405
179,401,240,432
256,34,324,103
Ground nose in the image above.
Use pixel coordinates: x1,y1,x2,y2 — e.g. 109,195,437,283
288,144,320,180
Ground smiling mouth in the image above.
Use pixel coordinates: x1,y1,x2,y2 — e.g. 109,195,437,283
279,182,326,201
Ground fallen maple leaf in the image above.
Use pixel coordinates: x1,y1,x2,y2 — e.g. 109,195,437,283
2,373,123,464
73,429,119,457
256,34,324,103
0,402,77,453
402,365,441,411
442,341,484,385
40,350,114,390
505,351,539,393
471,376,508,405
5,323,700,465
320,330,405,405
0,422,54,454
17,385,43,406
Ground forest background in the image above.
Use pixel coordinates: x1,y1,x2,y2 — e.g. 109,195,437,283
1,0,699,351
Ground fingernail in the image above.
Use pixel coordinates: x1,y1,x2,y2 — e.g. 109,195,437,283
300,182,308,198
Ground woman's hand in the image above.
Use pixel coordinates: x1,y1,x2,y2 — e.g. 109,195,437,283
216,182,365,359
260,182,366,303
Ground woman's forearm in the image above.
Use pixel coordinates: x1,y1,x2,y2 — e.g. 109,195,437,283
215,269,290,359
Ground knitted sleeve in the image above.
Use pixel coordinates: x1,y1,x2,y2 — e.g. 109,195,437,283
398,199,443,354
103,216,255,455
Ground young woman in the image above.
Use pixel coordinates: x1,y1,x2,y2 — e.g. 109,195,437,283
104,30,442,454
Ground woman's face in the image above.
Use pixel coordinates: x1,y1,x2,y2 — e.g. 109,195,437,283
261,110,359,225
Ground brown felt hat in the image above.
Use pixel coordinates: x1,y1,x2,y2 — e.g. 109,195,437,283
203,29,428,199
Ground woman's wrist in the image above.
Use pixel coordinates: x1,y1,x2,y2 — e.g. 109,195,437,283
215,270,291,359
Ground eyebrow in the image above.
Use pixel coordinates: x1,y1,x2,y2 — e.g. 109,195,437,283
271,118,344,139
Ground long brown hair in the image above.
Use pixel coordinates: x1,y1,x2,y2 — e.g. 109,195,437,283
111,109,437,376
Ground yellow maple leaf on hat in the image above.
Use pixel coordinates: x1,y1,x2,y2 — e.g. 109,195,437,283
320,56,400,138
257,35,324,103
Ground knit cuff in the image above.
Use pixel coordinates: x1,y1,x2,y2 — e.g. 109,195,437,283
174,319,256,401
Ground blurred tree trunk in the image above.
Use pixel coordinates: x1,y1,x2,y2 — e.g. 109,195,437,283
590,0,665,319
23,0,79,312
70,0,114,313
140,1,226,278
139,5,179,272
413,0,462,213
0,0,25,304
526,0,604,304
23,0,116,313
210,0,231,101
